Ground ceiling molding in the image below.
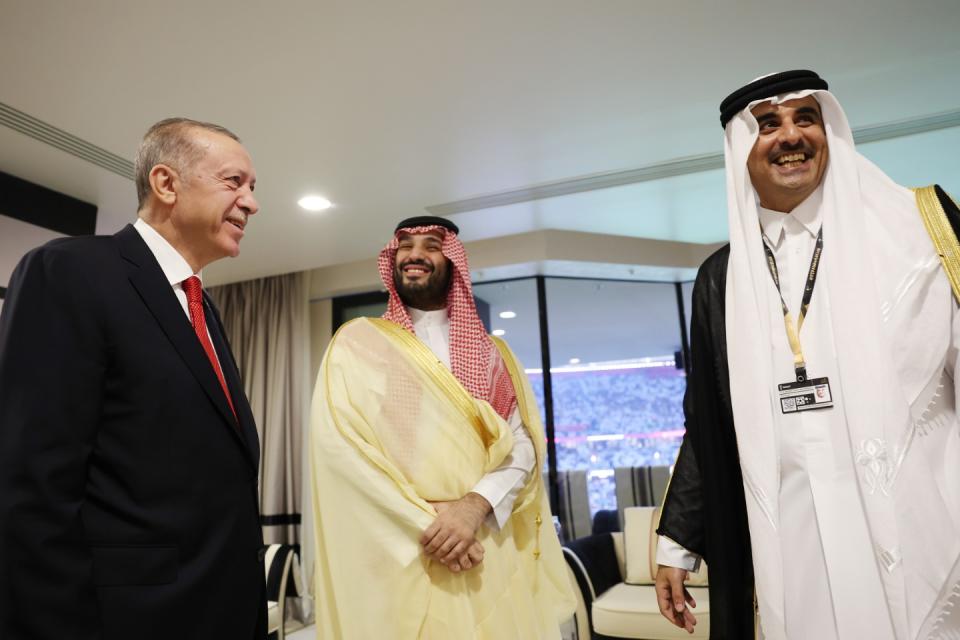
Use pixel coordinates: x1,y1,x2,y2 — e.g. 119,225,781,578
425,152,723,217
0,102,134,180
851,108,960,144
426,108,960,216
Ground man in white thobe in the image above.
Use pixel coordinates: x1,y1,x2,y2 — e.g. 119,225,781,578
653,70,960,639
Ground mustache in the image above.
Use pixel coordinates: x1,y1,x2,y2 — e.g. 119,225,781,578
769,143,815,162
398,259,433,272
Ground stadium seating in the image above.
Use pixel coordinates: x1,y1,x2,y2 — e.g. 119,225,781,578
556,469,593,541
614,465,670,527
531,367,686,517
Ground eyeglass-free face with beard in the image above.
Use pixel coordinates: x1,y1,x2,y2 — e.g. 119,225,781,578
393,231,452,311
747,95,829,213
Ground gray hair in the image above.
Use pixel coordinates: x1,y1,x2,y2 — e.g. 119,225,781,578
134,117,240,210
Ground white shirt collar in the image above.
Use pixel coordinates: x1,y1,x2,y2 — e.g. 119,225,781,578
407,307,448,327
757,186,824,246
133,218,200,286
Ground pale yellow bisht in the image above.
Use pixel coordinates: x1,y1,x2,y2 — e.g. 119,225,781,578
309,317,576,639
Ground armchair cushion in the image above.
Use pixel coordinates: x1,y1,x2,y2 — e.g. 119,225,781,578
623,507,708,587
592,582,710,639
623,507,658,585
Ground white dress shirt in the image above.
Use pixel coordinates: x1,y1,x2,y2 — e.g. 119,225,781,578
133,218,223,366
408,307,536,530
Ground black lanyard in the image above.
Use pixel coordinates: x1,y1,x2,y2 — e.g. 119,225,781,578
761,226,823,382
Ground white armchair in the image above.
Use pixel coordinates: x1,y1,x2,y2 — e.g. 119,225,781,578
563,507,710,639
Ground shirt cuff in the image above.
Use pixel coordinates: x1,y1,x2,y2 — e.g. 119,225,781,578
472,468,528,531
470,407,535,531
656,535,702,572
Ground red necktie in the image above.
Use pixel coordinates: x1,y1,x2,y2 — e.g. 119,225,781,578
182,276,237,421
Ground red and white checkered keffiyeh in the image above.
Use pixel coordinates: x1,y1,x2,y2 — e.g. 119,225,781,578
378,225,517,421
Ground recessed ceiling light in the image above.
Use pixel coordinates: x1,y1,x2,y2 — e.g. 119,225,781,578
298,195,332,211
569,358,580,364
492,329,506,336
499,311,517,319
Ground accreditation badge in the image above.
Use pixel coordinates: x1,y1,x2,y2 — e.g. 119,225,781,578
777,377,833,414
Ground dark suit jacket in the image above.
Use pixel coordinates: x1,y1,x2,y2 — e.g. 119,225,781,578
0,224,267,639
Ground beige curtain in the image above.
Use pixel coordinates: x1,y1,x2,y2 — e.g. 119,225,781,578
208,272,310,548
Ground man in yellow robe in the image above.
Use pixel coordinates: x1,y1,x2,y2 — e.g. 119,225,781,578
309,216,575,639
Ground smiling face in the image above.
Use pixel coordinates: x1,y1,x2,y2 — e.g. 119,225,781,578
168,127,259,270
747,96,829,213
393,230,452,310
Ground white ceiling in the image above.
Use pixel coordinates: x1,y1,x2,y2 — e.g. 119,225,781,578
2,0,960,285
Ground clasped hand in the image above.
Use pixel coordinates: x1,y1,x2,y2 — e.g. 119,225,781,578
420,492,491,573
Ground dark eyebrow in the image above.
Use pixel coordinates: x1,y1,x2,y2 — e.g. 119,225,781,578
755,112,779,125
795,106,821,119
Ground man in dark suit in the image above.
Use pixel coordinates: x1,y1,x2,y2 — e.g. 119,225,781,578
0,118,267,639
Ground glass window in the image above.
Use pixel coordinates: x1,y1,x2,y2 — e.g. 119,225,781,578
340,300,387,324
332,292,387,330
545,279,686,516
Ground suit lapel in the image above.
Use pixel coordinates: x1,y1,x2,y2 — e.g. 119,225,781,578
114,225,255,466
203,293,261,469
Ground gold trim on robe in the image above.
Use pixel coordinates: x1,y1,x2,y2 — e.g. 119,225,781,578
914,185,960,302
